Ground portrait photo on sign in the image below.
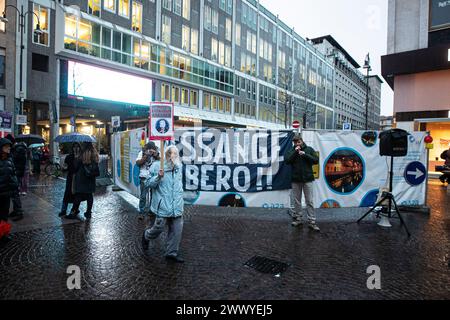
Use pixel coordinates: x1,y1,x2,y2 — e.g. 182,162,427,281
156,119,170,134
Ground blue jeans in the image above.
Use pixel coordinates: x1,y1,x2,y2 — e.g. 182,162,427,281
139,178,151,214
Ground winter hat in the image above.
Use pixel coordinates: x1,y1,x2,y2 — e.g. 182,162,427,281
5,134,15,144
145,141,158,151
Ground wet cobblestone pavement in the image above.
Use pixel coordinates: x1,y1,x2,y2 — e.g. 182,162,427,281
0,176,449,300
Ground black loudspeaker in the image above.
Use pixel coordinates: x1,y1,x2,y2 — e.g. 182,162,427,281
379,129,409,157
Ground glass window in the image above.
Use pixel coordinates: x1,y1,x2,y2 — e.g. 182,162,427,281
190,90,198,107
172,86,180,103
162,15,171,44
219,0,226,11
0,48,4,88
0,95,4,111
235,23,241,46
33,4,50,46
190,29,198,55
78,19,92,43
181,88,189,105
173,0,182,15
119,0,130,18
163,0,172,11
225,98,231,113
225,45,231,67
161,83,170,101
203,93,211,110
211,95,218,111
104,0,116,12
204,6,211,31
219,41,225,65
0,0,5,32
182,25,190,51
211,38,218,62
212,9,219,34
88,0,101,17
218,97,224,112
183,0,190,20
132,1,143,32
225,18,232,41
226,0,233,15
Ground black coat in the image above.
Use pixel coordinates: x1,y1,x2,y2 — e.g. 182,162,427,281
12,142,28,178
63,154,77,203
285,144,319,183
73,159,97,195
0,139,19,197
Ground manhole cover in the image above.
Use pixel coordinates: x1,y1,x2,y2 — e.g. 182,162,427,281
244,256,290,275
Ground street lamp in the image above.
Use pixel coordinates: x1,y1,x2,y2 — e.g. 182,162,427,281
363,53,372,131
1,5,42,135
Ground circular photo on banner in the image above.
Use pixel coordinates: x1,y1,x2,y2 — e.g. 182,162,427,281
184,191,200,205
133,164,140,187
156,119,170,134
320,199,341,208
324,148,365,195
128,162,133,183
218,193,246,207
361,131,377,147
360,189,380,207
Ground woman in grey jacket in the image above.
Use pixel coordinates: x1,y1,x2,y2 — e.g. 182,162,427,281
141,145,185,263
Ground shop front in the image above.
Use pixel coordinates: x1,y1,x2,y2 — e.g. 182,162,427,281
416,118,450,173
57,59,154,154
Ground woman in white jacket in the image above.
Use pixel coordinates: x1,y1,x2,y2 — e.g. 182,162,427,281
141,145,185,263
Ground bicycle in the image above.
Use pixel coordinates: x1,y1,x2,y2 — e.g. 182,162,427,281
44,157,63,178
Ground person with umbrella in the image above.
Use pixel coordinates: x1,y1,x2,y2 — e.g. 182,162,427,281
66,142,100,220
5,134,24,221
31,145,43,175
59,143,82,217
0,137,19,244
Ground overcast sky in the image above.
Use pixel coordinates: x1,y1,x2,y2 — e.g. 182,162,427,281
259,0,394,116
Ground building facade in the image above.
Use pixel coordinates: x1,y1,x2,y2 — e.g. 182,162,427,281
379,115,393,131
368,75,382,130
0,0,338,151
0,0,18,129
382,0,450,170
311,35,382,131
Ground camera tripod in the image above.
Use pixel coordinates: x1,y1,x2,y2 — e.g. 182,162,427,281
357,156,411,237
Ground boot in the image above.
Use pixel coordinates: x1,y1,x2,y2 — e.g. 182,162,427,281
65,210,79,220
9,211,24,221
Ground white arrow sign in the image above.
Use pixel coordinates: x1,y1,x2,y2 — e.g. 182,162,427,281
407,168,425,179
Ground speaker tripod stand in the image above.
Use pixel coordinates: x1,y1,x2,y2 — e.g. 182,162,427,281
357,156,411,237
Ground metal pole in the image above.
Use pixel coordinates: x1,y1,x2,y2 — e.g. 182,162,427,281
19,6,24,114
365,67,369,130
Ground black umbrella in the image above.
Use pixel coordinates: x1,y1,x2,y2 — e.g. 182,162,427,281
15,134,45,146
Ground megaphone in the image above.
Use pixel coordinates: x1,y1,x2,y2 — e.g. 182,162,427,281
378,215,392,228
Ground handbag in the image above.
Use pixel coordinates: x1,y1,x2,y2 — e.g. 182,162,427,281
84,163,100,178
0,221,12,239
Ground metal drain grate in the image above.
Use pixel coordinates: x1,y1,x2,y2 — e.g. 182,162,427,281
244,256,290,275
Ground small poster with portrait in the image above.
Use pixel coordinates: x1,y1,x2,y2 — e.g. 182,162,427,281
149,102,174,141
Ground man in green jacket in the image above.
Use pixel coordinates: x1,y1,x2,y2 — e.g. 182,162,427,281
285,134,320,231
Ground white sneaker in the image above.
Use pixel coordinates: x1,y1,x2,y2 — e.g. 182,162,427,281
308,223,320,232
291,220,303,227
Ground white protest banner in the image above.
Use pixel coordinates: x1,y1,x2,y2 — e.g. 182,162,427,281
113,128,428,209
113,127,146,197
304,130,428,209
